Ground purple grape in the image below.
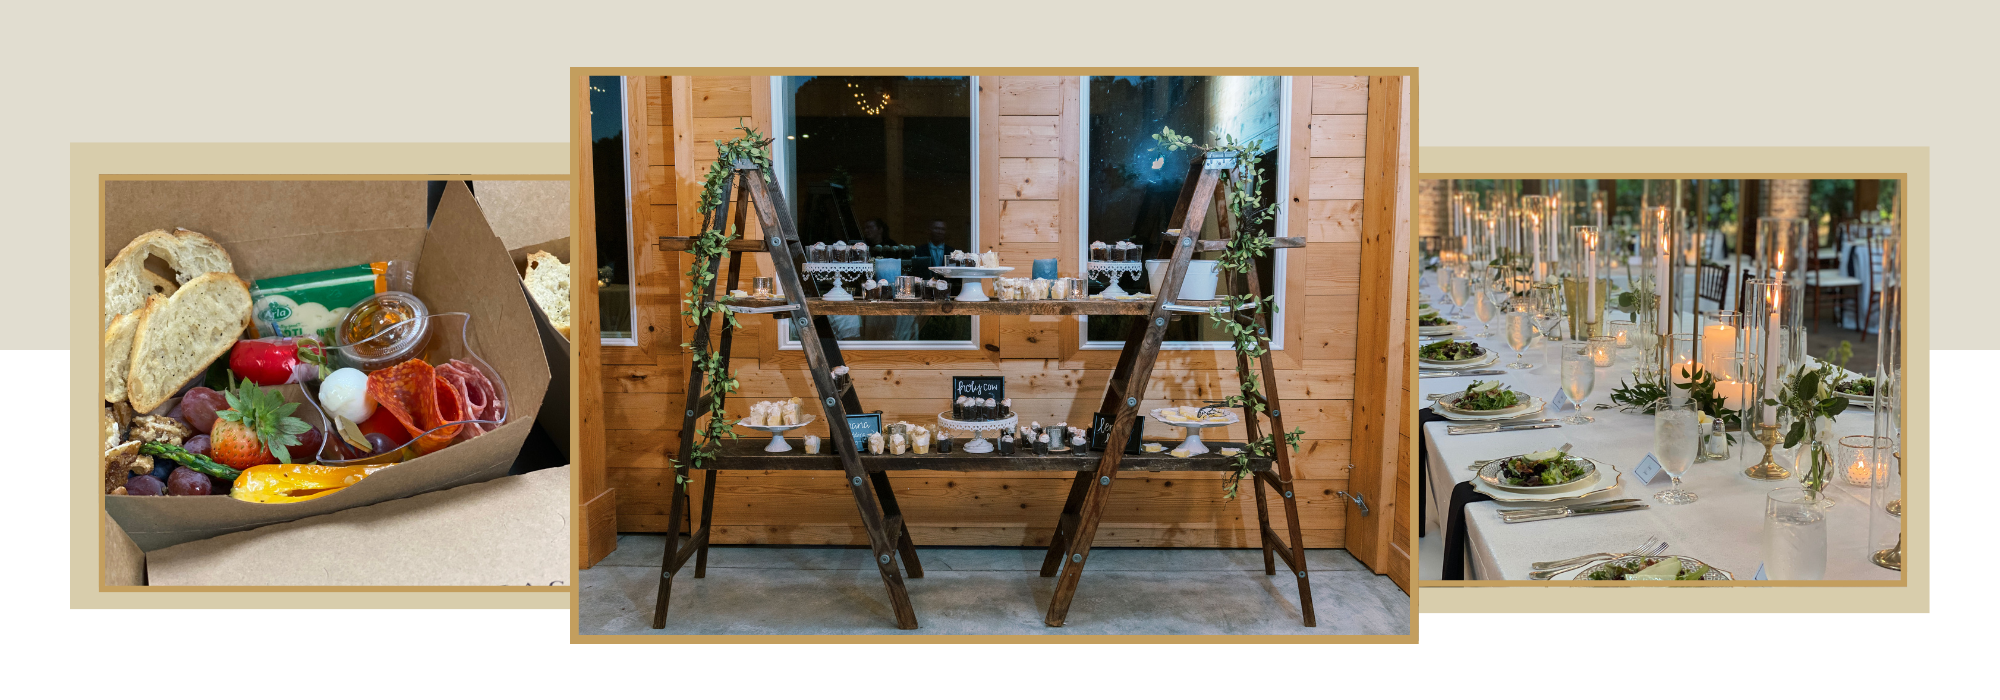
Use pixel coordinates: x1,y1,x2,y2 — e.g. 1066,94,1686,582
180,387,227,433
366,433,397,456
208,473,233,495
296,428,326,461
184,434,211,458
126,475,166,496
166,467,212,496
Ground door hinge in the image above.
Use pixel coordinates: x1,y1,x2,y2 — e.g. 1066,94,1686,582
1336,490,1369,516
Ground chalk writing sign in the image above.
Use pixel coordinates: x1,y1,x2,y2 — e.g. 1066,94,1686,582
952,375,1005,403
1090,412,1147,454
845,412,882,453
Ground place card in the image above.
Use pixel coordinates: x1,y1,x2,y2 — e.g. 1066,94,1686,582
1632,453,1669,486
1753,563,1768,581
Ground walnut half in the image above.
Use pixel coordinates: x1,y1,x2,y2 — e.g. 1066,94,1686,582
130,415,193,446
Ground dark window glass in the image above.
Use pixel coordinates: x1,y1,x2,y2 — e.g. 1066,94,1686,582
1085,76,1283,344
588,76,633,340
784,76,974,342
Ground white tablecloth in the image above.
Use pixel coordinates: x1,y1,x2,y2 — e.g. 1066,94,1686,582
1418,271,1897,581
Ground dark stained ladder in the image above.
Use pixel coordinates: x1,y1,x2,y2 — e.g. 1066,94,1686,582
651,151,1313,630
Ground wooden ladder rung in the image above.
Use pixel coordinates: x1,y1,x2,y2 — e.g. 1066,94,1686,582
1261,524,1299,571
669,526,711,576
659,236,772,252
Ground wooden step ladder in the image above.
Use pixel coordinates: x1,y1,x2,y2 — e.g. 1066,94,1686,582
650,150,1311,630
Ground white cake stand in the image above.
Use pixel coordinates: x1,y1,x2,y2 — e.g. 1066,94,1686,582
929,266,1014,302
1148,408,1240,456
738,415,815,452
937,411,1017,454
803,262,872,301
1087,260,1142,298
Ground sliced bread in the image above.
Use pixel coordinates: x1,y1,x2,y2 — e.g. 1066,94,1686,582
124,272,252,413
102,304,152,404
103,228,234,329
523,250,571,339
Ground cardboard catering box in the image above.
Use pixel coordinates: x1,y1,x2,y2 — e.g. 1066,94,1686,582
101,181,552,551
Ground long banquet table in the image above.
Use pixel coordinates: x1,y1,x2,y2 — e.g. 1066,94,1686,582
1417,272,1899,581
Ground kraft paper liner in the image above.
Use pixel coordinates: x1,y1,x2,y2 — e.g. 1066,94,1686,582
306,312,508,465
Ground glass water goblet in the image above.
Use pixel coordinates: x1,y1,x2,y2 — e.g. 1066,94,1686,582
1652,395,1701,504
1559,341,1596,424
1471,286,1498,337
1447,269,1471,319
1505,306,1536,369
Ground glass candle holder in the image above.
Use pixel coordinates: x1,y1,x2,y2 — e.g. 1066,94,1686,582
1700,310,1741,376
1839,435,1888,488
1869,235,1903,571
1587,335,1615,367
1667,333,1700,394
752,277,775,298
1608,320,1636,350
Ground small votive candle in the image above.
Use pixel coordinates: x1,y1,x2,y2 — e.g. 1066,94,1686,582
1609,320,1635,348
1846,456,1873,487
1588,336,1615,367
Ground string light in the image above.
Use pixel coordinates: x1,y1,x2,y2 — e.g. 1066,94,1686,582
847,81,890,116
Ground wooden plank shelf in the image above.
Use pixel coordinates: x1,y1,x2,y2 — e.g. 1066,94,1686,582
1154,233,1308,251
718,297,1247,317
703,440,1272,472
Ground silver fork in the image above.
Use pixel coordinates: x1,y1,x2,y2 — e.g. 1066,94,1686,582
1530,541,1669,580
1466,442,1572,471
1529,535,1659,571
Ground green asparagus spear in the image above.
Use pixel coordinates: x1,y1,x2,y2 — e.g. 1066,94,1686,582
139,442,242,482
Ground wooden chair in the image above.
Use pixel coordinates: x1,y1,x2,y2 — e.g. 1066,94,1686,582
1698,261,1730,308
1806,233,1862,334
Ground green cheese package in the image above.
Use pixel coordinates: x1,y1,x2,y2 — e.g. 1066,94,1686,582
249,261,416,343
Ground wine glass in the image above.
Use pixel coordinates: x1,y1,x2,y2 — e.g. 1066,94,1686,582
1505,303,1535,369
1653,395,1701,504
1559,341,1596,424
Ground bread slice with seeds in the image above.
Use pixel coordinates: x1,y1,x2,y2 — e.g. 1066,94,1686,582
124,272,252,413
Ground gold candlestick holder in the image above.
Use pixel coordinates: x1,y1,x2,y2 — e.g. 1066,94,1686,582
1886,498,1902,517
1744,422,1791,481
1872,533,1903,571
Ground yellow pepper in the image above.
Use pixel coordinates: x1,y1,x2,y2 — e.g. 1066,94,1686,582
229,463,388,504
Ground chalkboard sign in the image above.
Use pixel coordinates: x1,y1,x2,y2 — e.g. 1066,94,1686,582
1089,412,1147,454
951,375,1005,403
845,412,883,453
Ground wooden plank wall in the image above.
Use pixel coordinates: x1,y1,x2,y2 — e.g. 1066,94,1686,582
592,75,1406,554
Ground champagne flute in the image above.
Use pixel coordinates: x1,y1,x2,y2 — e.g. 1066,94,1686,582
1505,303,1535,369
1653,395,1701,504
1559,341,1596,424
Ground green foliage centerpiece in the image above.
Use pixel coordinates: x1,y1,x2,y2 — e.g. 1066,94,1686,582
670,126,773,488
1773,366,1850,498
1151,127,1304,499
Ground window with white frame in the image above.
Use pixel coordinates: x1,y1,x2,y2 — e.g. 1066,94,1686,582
587,75,638,344
772,75,977,346
1080,76,1288,349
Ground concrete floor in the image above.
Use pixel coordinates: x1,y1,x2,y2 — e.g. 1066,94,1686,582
581,535,1410,636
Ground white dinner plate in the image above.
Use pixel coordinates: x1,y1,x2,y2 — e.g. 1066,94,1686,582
1433,389,1532,416
1469,460,1622,503
1419,348,1496,369
1419,324,1462,336
1478,456,1601,493
1432,395,1545,422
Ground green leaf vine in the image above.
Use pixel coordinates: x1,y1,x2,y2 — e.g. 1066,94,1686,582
1152,127,1300,499
671,125,772,488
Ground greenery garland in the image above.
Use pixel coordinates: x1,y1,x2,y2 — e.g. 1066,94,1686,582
1152,127,1305,499
671,126,773,488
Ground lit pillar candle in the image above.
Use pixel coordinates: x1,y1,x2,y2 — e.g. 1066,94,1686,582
1717,379,1748,411
1702,323,1736,374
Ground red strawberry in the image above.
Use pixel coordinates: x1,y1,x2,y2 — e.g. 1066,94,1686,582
209,375,314,469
